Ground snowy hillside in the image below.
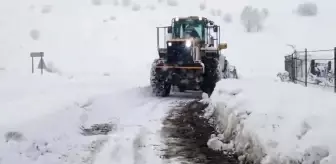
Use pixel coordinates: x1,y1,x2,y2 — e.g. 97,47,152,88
1,0,336,163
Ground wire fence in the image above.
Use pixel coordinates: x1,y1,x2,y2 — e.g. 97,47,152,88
284,47,336,92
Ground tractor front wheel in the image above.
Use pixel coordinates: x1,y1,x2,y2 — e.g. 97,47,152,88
153,76,171,97
201,57,220,97
150,59,171,97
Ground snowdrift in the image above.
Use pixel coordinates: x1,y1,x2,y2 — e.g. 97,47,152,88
206,78,336,163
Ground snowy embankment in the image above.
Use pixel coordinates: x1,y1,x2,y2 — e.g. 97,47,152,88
204,78,336,163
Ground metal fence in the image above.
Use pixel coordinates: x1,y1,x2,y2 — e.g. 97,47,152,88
284,47,336,92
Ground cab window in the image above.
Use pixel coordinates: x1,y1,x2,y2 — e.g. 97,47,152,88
172,19,205,40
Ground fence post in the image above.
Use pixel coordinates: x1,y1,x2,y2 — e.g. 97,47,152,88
156,27,159,49
31,56,34,73
291,53,295,82
305,48,308,87
40,56,43,75
334,47,336,93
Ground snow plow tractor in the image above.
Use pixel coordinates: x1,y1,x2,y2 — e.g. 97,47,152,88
150,16,227,97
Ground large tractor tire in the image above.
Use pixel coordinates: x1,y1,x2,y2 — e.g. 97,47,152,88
201,57,220,97
150,59,171,97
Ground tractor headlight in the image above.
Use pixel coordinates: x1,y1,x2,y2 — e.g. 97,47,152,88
185,40,191,47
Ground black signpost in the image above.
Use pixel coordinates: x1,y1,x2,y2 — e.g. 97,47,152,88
30,52,46,74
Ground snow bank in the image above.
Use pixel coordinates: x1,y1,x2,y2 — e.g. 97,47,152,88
206,78,336,163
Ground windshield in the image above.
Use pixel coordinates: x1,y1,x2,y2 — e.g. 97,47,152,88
172,19,205,40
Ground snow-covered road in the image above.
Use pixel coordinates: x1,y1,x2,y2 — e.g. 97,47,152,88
0,86,193,164
84,86,174,164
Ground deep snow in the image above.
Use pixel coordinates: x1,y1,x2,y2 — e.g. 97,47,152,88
207,78,336,163
1,0,336,163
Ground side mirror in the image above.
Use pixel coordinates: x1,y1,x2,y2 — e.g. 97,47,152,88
167,26,172,33
218,43,227,50
213,26,218,32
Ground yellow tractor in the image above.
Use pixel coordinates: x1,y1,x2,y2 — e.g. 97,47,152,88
150,16,227,97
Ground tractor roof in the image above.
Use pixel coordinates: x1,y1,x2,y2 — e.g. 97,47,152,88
172,16,215,25
173,16,210,21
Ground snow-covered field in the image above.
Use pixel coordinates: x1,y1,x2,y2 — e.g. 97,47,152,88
1,0,336,163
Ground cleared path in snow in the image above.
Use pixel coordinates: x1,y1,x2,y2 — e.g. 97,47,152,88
90,88,202,164
161,100,240,164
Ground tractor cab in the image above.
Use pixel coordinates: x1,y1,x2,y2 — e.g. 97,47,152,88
155,16,226,62
167,16,219,46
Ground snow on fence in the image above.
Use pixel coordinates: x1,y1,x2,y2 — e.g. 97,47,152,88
284,47,336,92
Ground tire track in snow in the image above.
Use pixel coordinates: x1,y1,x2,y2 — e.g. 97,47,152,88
160,100,240,164
78,86,210,164
82,89,199,164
